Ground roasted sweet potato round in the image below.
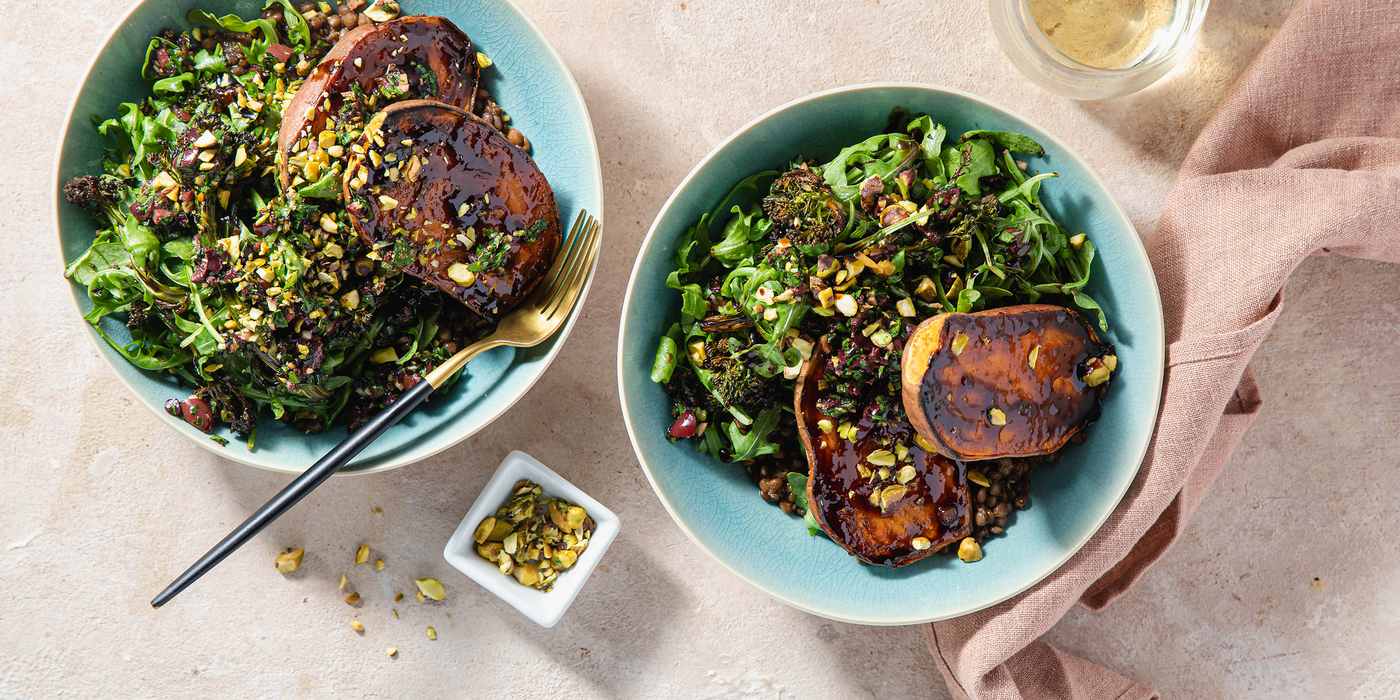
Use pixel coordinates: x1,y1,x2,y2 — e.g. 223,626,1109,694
901,304,1116,462
795,339,970,567
277,15,480,192
343,100,559,318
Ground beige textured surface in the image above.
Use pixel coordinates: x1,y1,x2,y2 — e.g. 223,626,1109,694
5,0,1395,697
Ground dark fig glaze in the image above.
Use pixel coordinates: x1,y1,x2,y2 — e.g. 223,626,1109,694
916,306,1111,460
344,101,559,318
796,344,970,567
276,16,479,188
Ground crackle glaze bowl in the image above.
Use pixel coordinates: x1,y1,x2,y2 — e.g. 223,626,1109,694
54,0,602,474
618,84,1164,624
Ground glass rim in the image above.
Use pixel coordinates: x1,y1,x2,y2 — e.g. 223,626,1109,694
988,0,1211,99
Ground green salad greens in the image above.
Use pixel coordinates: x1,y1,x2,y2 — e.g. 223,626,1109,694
650,109,1107,523
62,2,492,446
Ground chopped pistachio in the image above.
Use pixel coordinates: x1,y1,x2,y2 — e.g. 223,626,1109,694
1028,345,1040,370
967,469,990,488
476,51,493,68
866,450,896,467
911,536,932,551
1069,233,1087,250
394,591,404,602
912,276,938,302
988,408,1007,426
914,432,937,453
897,465,917,484
446,262,476,286
426,626,437,640
1083,357,1112,387
414,578,446,601
834,294,858,316
474,516,498,544
344,591,361,604
512,563,541,587
368,347,399,364
950,332,970,356
375,559,385,570
354,544,370,565
274,548,304,573
879,484,908,512
957,537,984,562
339,573,348,590
896,297,916,317
350,619,364,632
386,647,397,657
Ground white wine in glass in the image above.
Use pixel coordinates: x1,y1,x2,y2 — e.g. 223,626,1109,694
1026,0,1179,69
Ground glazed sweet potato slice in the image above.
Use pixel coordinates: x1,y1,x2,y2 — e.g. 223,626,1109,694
901,304,1117,462
277,15,479,192
795,340,970,567
344,100,559,318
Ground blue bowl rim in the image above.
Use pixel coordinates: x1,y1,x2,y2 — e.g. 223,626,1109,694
51,0,605,476
617,82,1165,624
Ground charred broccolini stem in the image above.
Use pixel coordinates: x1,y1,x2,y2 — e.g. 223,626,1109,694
762,166,846,246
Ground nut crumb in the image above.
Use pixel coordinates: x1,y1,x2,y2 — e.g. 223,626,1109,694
386,647,397,657
275,548,304,573
375,559,385,570
414,578,446,601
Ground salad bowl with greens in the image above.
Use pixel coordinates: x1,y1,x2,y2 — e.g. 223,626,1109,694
619,84,1163,623
55,0,602,473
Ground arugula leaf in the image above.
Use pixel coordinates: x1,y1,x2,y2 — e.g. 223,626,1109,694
942,139,998,195
709,205,769,266
905,115,948,180
1073,291,1108,331
786,472,823,536
666,272,709,319
961,130,1045,156
186,10,278,62
955,287,982,313
297,170,342,199
66,243,132,286
650,329,681,384
724,406,782,461
264,0,312,51
153,73,195,97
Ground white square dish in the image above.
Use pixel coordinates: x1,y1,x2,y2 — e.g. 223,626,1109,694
443,450,619,628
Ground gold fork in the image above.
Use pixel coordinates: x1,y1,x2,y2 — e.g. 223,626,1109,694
424,211,602,388
152,210,602,609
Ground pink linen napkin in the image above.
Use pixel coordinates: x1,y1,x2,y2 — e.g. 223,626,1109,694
926,0,1400,696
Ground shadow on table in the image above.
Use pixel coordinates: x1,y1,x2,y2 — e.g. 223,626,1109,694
507,537,683,697
1075,0,1299,171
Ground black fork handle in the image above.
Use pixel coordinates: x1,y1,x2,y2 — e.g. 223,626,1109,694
150,378,437,608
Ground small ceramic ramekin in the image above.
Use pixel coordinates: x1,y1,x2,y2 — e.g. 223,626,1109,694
443,451,619,627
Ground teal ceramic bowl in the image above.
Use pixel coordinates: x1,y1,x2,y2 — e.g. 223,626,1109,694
618,84,1164,624
54,0,602,474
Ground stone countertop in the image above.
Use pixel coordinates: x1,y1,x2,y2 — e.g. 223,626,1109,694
5,0,1397,697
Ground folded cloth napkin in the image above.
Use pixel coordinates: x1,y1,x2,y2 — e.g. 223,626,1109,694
926,0,1400,696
